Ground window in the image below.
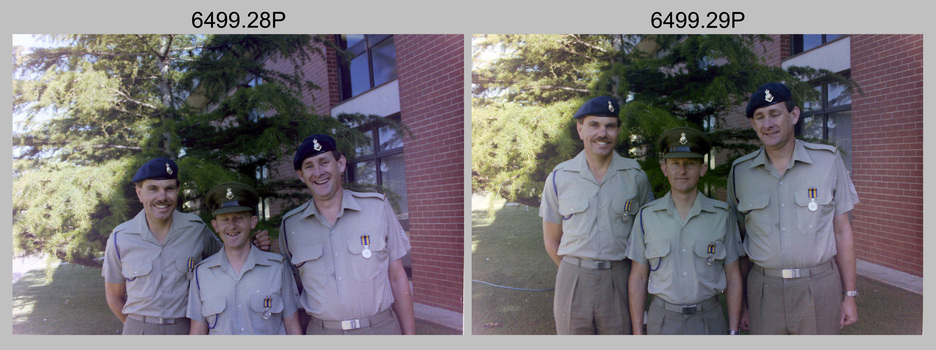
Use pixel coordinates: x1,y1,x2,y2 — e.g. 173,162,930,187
345,116,408,223
791,34,844,55
797,76,853,172
255,164,271,221
337,35,398,100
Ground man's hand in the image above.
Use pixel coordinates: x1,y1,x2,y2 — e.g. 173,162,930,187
840,296,858,328
252,229,271,252
739,304,750,331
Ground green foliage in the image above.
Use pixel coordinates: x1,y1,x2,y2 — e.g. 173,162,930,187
12,34,369,267
472,34,858,204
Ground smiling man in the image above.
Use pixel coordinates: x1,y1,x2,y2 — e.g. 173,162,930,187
278,134,415,335
102,158,271,335
728,82,860,334
540,96,654,334
626,127,743,335
187,182,301,335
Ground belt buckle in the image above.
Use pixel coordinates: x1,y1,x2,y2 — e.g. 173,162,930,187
596,261,611,270
681,305,698,315
341,319,361,330
781,269,801,279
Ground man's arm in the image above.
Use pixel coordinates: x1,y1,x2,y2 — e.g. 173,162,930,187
189,320,209,335
543,221,563,266
104,282,128,323
388,258,416,335
724,260,743,333
283,310,303,335
252,229,271,252
833,212,858,328
627,260,650,334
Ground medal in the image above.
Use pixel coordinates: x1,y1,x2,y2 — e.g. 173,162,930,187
262,296,272,320
622,200,633,223
706,243,717,266
807,187,818,212
186,257,196,280
361,235,372,259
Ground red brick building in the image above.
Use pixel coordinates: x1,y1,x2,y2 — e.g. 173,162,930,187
724,35,923,278
263,35,465,320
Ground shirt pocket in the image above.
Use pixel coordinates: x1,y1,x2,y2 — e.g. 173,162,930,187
793,187,834,233
737,194,771,235
290,244,323,269
558,196,589,220
645,240,671,272
201,297,226,329
693,240,727,263
611,198,639,223
347,237,388,282
250,293,284,334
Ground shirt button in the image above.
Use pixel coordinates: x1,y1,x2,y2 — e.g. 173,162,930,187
338,276,342,281
780,203,784,207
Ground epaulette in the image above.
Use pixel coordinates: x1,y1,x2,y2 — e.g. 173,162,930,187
258,250,285,263
350,190,386,201
710,199,729,211
731,149,760,168
802,141,838,154
616,157,642,171
282,200,312,221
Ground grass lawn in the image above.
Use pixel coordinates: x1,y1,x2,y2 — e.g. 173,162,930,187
470,197,923,335
12,262,459,335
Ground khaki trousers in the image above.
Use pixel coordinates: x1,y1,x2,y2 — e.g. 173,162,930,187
122,316,190,335
646,296,725,335
747,262,842,335
553,258,631,335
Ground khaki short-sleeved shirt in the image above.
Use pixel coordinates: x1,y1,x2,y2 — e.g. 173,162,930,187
102,210,222,318
186,245,300,334
727,140,859,269
279,190,411,321
626,192,744,305
540,151,653,261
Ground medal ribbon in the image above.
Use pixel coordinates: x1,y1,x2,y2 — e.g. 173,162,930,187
808,187,817,200
361,235,370,247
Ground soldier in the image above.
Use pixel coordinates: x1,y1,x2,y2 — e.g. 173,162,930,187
728,82,860,334
626,127,743,335
540,96,654,334
279,134,415,335
102,157,270,335
188,182,302,335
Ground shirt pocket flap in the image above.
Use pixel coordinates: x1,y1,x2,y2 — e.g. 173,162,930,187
645,241,671,259
346,236,387,255
558,197,590,217
793,188,833,206
290,244,323,266
738,194,769,213
611,198,639,215
121,260,153,279
250,293,284,314
694,240,727,260
201,297,226,317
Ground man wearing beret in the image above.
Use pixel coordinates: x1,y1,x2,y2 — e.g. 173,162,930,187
540,96,654,334
626,127,744,335
727,82,860,334
102,158,271,335
278,134,415,335
187,182,302,335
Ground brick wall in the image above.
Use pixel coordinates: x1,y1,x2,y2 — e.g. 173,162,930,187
848,34,923,276
395,34,465,313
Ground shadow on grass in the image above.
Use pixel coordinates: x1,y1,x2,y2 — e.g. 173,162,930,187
12,263,123,335
472,204,557,335
471,203,923,335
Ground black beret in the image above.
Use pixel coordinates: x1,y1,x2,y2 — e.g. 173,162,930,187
294,134,338,170
657,127,711,159
746,82,792,118
573,96,620,119
205,182,259,216
131,157,178,183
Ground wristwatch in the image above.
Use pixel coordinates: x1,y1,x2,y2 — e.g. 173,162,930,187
845,290,859,297
727,329,740,335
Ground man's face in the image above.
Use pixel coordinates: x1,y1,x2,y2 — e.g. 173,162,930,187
211,211,258,250
660,158,707,195
135,179,178,224
295,151,346,202
750,103,799,150
576,115,620,159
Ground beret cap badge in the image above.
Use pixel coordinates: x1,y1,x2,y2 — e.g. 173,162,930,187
765,89,774,103
313,139,322,151
166,163,173,175
608,100,615,113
